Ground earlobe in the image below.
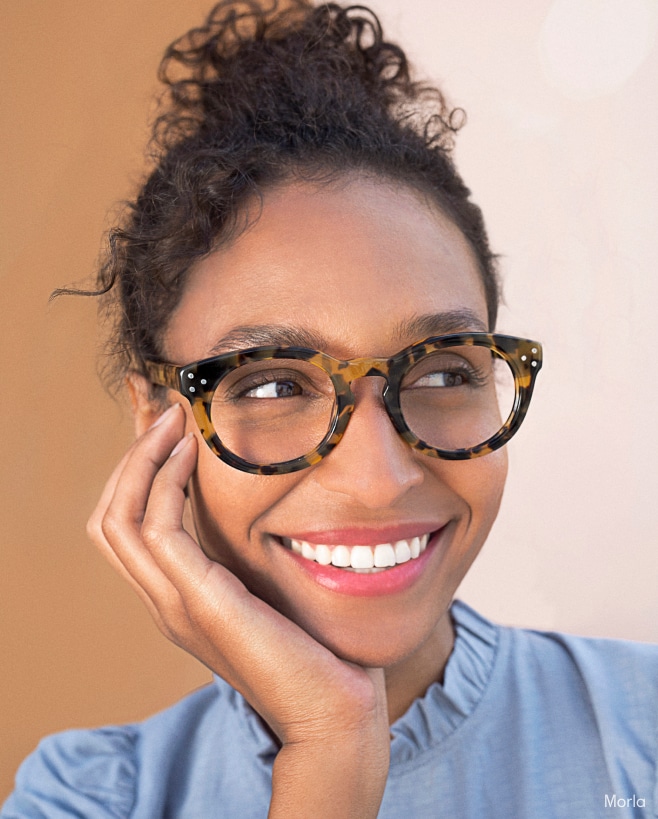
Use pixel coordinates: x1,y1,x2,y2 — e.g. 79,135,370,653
126,371,170,438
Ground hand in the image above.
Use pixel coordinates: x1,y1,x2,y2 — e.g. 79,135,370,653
87,403,390,817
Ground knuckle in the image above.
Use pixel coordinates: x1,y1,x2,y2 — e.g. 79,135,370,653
85,513,100,542
140,519,165,549
99,509,124,542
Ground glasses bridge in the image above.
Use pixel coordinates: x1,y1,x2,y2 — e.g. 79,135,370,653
337,357,392,382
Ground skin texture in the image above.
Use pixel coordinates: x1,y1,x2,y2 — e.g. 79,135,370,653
89,175,508,817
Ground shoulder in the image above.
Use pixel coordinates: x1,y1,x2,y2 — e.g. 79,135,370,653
470,600,658,726
2,682,236,819
450,600,658,694
452,601,658,750
1,725,139,818
444,602,658,813
480,605,658,794
502,615,658,705
515,623,658,752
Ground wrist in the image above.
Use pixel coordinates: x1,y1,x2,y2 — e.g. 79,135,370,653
269,732,390,818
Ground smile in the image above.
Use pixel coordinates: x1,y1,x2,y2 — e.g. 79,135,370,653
280,534,430,573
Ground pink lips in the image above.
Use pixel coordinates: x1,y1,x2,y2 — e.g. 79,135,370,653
275,526,446,597
276,523,442,547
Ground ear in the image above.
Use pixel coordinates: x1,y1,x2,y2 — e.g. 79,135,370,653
126,371,172,438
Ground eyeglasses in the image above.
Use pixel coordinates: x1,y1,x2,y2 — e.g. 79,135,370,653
144,333,542,475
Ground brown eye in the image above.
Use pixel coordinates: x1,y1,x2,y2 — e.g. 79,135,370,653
244,380,302,399
411,371,468,388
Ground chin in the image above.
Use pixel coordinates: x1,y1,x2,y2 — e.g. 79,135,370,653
291,601,449,669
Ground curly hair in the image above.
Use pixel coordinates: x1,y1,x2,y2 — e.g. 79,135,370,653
75,0,500,392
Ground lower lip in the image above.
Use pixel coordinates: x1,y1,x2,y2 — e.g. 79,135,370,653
277,529,445,597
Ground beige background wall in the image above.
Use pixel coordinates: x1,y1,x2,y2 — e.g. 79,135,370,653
2,0,656,799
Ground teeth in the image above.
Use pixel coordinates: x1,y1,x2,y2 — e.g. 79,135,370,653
394,540,412,563
373,544,396,567
282,533,432,570
351,545,374,569
315,544,332,565
331,545,351,568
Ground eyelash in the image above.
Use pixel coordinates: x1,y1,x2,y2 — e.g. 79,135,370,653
405,362,489,389
225,371,313,400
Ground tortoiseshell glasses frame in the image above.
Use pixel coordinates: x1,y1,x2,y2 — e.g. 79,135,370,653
144,333,543,475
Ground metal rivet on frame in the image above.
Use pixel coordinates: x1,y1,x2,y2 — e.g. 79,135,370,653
189,386,196,393
187,373,195,379
200,379,207,385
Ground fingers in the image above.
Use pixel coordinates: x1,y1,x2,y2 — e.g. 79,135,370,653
106,404,188,532
87,404,183,542
87,403,191,621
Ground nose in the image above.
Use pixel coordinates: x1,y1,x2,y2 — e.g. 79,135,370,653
313,376,424,507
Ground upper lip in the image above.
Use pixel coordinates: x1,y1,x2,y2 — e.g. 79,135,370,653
272,522,446,546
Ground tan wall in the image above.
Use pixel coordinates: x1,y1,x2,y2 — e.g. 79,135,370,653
2,0,657,799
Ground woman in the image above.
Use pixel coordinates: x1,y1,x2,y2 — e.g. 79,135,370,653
4,1,656,816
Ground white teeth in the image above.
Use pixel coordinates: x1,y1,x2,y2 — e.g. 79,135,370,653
374,543,396,567
331,545,351,568
315,544,332,566
282,532,433,570
350,546,374,569
301,541,315,561
394,540,412,563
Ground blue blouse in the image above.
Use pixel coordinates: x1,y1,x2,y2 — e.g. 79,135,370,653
4,601,657,818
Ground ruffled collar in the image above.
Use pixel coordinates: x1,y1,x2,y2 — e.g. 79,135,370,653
389,599,498,765
213,599,499,766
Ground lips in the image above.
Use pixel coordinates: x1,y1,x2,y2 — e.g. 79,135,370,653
273,526,446,597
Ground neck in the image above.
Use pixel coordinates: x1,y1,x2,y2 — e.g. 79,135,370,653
384,608,455,724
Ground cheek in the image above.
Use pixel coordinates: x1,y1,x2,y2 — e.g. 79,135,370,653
429,450,508,592
467,448,507,520
435,448,508,538
181,406,252,549
189,453,257,552
460,449,508,556
186,430,293,567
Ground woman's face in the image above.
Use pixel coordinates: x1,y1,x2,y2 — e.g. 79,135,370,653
162,176,507,669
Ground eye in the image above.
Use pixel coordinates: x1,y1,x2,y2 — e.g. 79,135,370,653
243,379,303,399
411,370,469,388
400,347,496,393
405,362,488,391
220,363,332,404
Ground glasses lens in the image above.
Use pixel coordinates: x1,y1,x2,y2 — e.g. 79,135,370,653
209,358,336,464
399,345,516,451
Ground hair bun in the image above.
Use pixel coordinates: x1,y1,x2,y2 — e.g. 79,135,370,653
154,1,455,154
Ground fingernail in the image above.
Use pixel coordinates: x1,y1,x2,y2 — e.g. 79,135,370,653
169,432,193,458
150,404,180,429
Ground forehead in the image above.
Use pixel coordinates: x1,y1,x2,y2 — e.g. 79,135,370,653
164,176,488,363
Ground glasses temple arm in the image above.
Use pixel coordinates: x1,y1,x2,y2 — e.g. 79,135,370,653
143,361,182,392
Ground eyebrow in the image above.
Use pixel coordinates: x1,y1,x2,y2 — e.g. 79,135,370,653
391,309,488,341
209,325,330,355
208,309,488,356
